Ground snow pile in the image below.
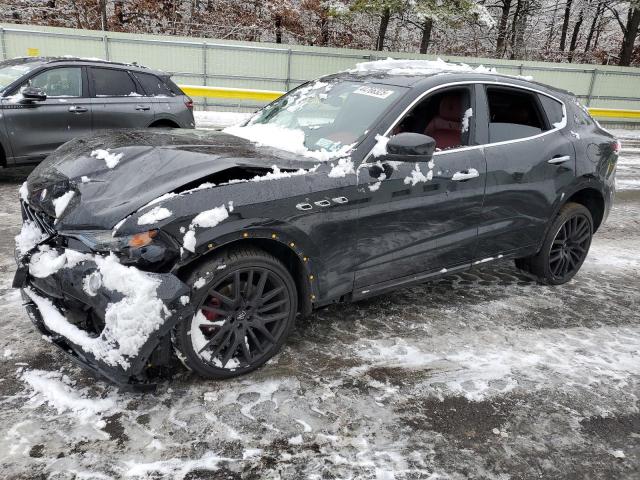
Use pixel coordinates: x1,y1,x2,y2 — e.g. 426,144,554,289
224,123,353,162
182,203,233,253
15,220,47,257
91,149,123,169
22,369,115,423
52,191,75,218
328,157,355,178
371,135,389,157
404,163,434,186
462,108,473,133
19,181,29,203
350,57,496,76
194,110,253,129
125,451,234,479
137,206,172,225
28,246,91,278
24,251,170,368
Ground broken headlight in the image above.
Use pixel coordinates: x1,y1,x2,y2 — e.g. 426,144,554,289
63,229,179,270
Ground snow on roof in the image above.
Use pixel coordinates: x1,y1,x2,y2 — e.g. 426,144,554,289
349,57,497,77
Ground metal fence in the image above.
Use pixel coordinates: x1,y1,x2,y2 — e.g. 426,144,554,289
1,23,640,120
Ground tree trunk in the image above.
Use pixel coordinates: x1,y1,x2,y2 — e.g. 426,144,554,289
275,14,283,43
99,0,108,31
320,16,329,46
559,0,573,51
584,1,603,52
545,0,560,50
419,18,433,54
568,9,583,62
495,0,512,56
376,7,391,51
619,7,640,66
509,0,523,59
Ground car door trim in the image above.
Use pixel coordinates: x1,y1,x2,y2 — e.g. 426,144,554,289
367,80,567,161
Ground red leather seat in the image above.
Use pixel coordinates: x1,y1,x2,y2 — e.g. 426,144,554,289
425,95,463,149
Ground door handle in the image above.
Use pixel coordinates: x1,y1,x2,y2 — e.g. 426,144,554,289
68,105,88,113
135,105,151,111
548,155,571,165
451,168,480,181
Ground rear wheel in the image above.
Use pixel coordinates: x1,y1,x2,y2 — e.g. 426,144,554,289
173,247,297,379
514,202,593,285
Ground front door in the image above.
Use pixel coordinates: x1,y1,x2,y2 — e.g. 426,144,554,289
89,66,155,130
354,84,487,294
3,66,92,162
474,85,576,259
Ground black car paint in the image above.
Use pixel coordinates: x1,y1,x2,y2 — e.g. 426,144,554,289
17,71,617,387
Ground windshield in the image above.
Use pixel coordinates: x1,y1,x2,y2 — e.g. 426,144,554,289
0,60,42,92
227,80,405,160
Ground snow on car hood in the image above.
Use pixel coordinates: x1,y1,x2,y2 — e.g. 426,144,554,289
24,129,317,230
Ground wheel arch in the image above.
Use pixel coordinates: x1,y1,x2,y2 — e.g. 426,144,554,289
565,187,605,232
148,118,180,128
177,237,314,317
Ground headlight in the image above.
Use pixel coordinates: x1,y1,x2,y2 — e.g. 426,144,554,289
76,229,159,251
62,229,178,270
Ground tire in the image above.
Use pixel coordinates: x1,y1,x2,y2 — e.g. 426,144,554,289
173,247,298,379
514,202,593,285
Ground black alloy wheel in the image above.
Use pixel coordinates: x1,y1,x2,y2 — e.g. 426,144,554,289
173,247,297,379
548,214,591,280
514,202,593,285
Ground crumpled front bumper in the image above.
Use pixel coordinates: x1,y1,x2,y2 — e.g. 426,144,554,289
14,252,193,390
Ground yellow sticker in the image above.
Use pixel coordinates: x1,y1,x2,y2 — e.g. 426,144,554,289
27,48,40,57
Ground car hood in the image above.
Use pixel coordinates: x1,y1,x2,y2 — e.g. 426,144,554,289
24,129,317,230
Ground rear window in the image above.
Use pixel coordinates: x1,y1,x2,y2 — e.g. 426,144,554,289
162,77,184,96
92,67,139,97
487,87,547,143
133,72,174,97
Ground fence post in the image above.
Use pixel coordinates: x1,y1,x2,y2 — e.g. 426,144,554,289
203,42,208,110
586,68,598,107
0,28,6,61
103,34,110,60
285,48,292,91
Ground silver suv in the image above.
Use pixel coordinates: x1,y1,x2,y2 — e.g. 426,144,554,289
0,57,195,166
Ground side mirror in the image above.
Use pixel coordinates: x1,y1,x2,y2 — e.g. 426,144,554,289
20,86,47,103
385,132,436,161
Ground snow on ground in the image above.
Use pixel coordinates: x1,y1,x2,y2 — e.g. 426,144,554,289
0,131,639,478
194,110,252,129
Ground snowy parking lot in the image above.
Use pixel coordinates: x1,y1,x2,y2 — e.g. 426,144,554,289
0,127,639,479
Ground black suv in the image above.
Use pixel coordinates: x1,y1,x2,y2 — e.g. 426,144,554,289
0,57,194,166
15,61,618,388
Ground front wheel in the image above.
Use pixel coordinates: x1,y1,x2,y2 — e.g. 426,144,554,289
515,202,593,285
173,247,298,379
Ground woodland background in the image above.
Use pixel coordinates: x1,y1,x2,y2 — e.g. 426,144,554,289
1,1,639,66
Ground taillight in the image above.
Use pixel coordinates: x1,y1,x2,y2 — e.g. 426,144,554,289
184,96,193,110
612,140,621,154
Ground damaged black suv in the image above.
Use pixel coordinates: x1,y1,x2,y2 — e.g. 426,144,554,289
15,60,618,388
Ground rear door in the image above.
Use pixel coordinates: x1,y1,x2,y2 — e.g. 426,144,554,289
354,84,487,294
131,71,192,127
3,66,92,162
475,84,575,259
89,66,155,130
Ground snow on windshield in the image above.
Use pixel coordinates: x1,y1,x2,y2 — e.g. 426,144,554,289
224,80,403,161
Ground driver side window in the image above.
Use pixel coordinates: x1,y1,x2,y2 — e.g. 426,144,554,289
392,87,473,151
25,67,83,97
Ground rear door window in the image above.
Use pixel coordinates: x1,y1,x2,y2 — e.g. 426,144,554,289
91,67,139,97
133,72,174,97
486,87,548,143
27,67,83,97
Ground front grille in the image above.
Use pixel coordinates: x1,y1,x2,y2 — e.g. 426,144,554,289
21,201,57,236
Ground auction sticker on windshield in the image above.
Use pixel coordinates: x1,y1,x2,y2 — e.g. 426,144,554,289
353,85,395,99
